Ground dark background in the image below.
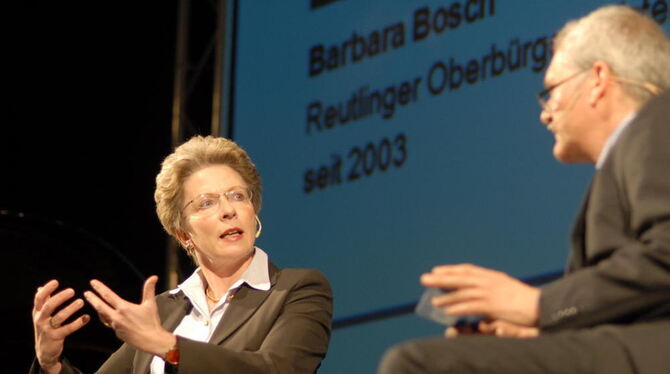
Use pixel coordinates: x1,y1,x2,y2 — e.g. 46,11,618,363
4,2,217,372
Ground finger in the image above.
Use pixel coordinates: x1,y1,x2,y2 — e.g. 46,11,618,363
421,273,483,290
89,279,123,308
50,298,85,329
431,288,484,307
431,264,452,273
483,320,509,337
57,314,91,338
493,323,518,338
445,300,489,316
431,263,480,274
444,326,459,338
431,264,500,277
40,288,76,318
141,275,158,304
33,280,59,312
477,320,497,334
519,328,539,338
83,290,116,321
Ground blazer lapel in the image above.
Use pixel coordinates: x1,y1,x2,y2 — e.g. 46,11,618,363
132,291,192,374
209,263,279,345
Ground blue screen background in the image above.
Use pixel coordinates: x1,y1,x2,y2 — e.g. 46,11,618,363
222,1,670,372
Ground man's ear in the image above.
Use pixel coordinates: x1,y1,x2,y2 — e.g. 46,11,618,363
588,60,613,106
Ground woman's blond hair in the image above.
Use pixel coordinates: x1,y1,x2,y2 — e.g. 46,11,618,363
154,135,262,240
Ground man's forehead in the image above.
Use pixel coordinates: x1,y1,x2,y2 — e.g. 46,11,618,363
544,49,573,85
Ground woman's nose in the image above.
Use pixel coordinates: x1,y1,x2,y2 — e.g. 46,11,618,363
218,198,237,220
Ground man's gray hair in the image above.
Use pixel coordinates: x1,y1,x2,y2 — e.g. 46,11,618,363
554,5,670,103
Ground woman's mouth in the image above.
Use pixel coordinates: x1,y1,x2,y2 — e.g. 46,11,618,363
220,228,243,240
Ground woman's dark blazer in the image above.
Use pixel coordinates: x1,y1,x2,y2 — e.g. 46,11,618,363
31,262,333,374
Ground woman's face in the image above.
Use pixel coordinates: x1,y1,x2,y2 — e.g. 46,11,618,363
180,164,257,267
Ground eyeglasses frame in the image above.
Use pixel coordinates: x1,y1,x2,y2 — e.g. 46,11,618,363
181,187,253,215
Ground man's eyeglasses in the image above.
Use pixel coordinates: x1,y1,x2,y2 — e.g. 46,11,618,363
182,187,253,217
536,71,586,109
609,77,661,96
537,70,661,109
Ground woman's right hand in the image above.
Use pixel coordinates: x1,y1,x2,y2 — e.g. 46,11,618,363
32,280,90,374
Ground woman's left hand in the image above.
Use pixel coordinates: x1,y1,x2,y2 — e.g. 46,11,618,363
84,275,176,357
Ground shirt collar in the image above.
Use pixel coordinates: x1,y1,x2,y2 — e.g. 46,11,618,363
235,246,271,291
596,112,636,169
169,246,271,297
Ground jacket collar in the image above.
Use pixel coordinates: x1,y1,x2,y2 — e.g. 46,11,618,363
208,261,279,344
132,262,279,373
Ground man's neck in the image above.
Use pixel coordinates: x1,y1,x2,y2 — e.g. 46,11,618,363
589,92,640,163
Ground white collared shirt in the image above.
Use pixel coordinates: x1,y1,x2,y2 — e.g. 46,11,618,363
596,112,636,169
150,247,271,374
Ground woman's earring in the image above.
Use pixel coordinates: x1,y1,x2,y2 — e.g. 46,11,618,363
184,241,195,255
255,215,263,239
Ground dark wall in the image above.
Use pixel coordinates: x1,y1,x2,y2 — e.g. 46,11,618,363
4,2,185,371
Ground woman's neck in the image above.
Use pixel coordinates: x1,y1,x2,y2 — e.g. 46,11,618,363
199,251,254,301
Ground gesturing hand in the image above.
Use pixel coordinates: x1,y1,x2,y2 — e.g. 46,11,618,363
421,264,541,327
84,275,176,357
32,280,90,374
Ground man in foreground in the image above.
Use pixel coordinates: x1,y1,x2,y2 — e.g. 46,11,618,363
379,5,670,374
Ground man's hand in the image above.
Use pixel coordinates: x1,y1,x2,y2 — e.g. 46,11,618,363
421,264,541,327
477,320,540,338
444,319,539,338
